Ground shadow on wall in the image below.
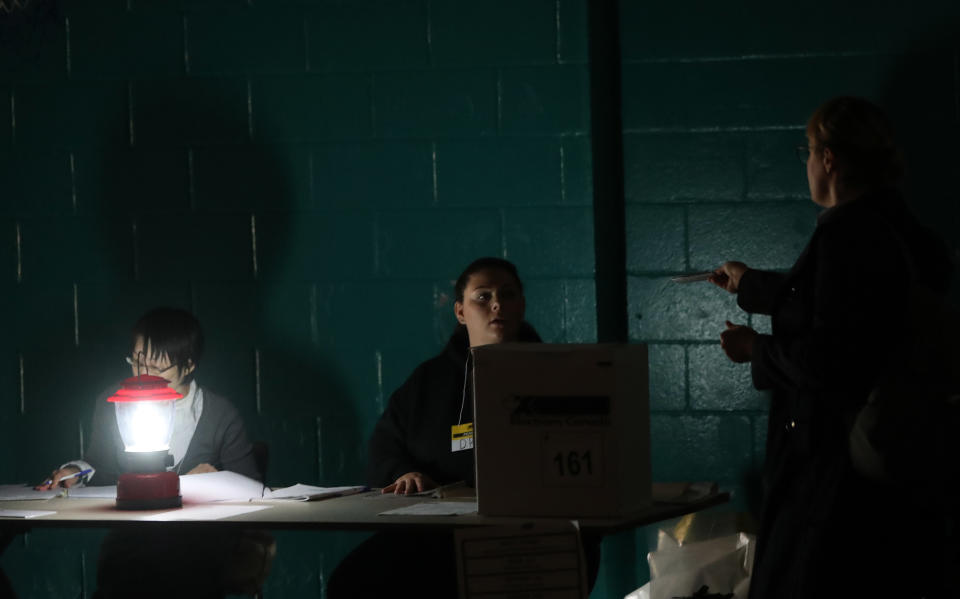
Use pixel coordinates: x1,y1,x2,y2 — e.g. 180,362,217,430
875,31,960,304
91,96,365,489
0,2,364,489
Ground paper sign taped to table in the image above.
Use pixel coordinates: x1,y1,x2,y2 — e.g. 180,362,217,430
455,521,588,599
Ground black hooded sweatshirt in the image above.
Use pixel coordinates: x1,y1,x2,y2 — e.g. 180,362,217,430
367,322,542,488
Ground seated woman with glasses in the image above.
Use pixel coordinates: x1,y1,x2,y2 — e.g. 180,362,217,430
36,306,259,489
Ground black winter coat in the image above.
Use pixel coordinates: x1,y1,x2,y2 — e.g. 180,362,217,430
741,188,954,599
367,323,542,488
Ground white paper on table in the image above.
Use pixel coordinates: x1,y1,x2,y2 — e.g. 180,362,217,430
179,470,266,503
140,504,271,521
262,484,368,501
0,485,60,501
379,501,478,516
0,509,57,518
65,485,117,499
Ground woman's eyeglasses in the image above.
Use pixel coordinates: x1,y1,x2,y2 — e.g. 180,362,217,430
125,356,176,376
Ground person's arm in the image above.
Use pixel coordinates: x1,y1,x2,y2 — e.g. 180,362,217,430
367,370,424,489
213,400,259,481
57,459,94,485
36,389,120,489
34,463,84,490
749,223,900,397
710,261,785,315
80,390,122,485
737,269,787,315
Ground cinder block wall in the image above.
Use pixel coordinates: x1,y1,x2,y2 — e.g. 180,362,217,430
614,2,960,595
2,1,959,597
0,1,594,597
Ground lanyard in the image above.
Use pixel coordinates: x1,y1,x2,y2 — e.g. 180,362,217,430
458,352,471,425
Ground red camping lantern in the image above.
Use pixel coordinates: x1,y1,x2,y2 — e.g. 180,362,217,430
107,375,183,510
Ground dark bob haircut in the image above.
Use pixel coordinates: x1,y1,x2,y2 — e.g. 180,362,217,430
130,307,204,384
454,257,524,303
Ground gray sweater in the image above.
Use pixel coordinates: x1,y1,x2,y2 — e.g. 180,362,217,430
84,385,260,484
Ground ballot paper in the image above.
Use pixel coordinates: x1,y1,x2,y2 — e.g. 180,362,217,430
0,509,57,519
262,484,368,501
379,501,478,516
670,271,713,283
0,485,60,501
65,486,117,499
179,470,266,502
140,504,271,521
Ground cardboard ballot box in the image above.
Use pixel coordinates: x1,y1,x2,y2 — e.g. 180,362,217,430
472,343,651,518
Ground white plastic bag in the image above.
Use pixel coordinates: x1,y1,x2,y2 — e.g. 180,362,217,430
625,514,755,599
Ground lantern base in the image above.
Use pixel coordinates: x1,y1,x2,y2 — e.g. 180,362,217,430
116,471,181,510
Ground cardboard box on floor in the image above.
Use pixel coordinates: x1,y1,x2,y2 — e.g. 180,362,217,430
472,343,651,518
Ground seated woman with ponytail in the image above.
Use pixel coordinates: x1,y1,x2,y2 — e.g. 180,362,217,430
368,256,539,495
328,257,560,598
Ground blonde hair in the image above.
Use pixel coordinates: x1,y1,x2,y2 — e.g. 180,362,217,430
807,96,904,185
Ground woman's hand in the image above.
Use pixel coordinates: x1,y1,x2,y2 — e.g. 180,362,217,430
34,465,81,490
720,321,757,363
382,472,437,495
185,463,218,475
709,261,749,293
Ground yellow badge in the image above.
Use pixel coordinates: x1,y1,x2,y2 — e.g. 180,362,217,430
451,423,474,452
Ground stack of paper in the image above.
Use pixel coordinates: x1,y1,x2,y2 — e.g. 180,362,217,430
0,485,60,501
262,484,368,501
0,509,57,518
66,486,116,499
179,471,266,502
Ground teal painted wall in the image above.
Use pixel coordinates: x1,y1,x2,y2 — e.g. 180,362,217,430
1,1,959,598
617,1,960,596
0,1,594,597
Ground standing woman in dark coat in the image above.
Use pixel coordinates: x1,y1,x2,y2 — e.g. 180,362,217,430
710,97,954,598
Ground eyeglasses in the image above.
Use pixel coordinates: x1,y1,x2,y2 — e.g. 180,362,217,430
795,145,811,164
125,356,177,376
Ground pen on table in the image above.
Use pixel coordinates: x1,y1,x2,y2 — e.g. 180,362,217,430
42,469,92,488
